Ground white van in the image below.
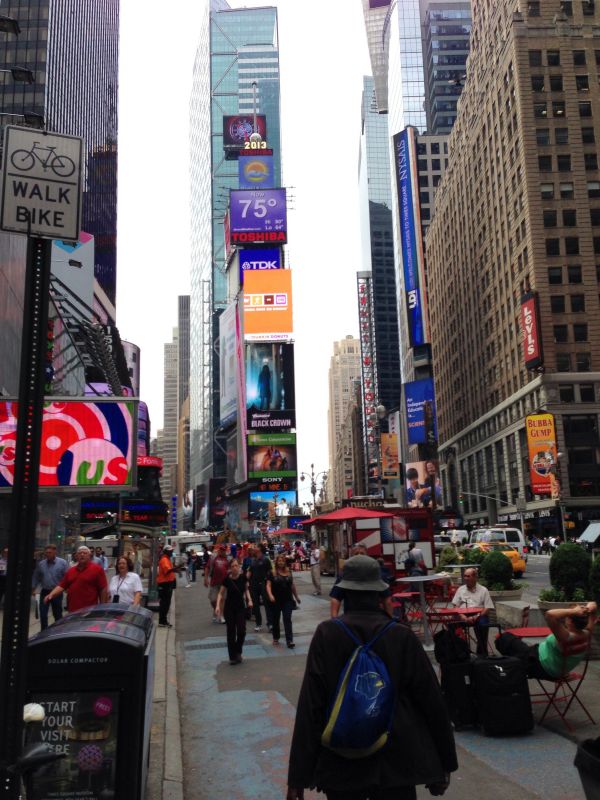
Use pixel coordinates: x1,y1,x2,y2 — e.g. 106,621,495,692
468,526,528,560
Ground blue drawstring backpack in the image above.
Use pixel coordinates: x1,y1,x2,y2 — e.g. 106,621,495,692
321,619,397,758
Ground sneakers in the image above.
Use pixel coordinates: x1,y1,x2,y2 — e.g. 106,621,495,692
254,626,262,632
229,659,240,665
220,617,226,624
185,584,191,588
158,622,172,628
272,639,280,646
287,641,295,649
312,591,321,596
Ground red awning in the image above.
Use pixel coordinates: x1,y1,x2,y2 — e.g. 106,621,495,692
301,507,395,525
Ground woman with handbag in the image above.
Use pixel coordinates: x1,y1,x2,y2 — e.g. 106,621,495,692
215,558,253,665
267,554,301,649
109,556,142,605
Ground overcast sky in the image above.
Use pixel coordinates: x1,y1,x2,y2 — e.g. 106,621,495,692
117,1,372,503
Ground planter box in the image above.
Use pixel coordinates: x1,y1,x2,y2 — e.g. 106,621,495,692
489,589,524,602
538,600,584,612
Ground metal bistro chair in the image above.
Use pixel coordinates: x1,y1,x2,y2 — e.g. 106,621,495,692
531,637,595,731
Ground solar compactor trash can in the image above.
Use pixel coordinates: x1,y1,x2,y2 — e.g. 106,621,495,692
26,603,155,800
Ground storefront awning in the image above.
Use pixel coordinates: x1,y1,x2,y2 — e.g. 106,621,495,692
578,522,600,544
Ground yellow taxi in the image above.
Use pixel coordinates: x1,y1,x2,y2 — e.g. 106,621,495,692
471,543,526,577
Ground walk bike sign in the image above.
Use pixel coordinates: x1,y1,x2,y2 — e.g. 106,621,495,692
0,125,83,240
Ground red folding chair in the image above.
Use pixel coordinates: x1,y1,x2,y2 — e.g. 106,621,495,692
531,638,595,731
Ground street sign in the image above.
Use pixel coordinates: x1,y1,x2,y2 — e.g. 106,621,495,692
0,125,83,241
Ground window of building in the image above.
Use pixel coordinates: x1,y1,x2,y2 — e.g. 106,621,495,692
560,182,574,199
585,153,599,170
562,1,574,16
417,142,427,156
573,49,587,65
543,209,557,227
594,236,600,253
576,353,592,371
554,325,568,342
571,294,585,312
548,266,563,284
559,384,575,401
557,154,571,171
576,75,590,91
591,208,600,225
541,183,555,199
582,127,596,144
539,155,552,171
596,50,600,65
574,323,588,341
557,353,572,371
432,175,441,187
536,128,550,145
568,264,582,283
418,159,427,171
565,237,580,254
421,207,431,220
580,384,595,401
431,142,440,155
546,238,560,255
553,101,566,117
579,101,593,117
589,181,600,197
547,50,561,66
420,192,430,204
551,295,566,312
555,128,569,144
563,209,577,226
550,75,564,92
534,102,548,118
584,0,595,15
527,1,540,14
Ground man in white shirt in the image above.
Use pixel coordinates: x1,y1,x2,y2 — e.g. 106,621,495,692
452,568,495,655
309,541,321,596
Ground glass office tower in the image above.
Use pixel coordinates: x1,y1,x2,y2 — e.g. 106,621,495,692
190,1,281,491
0,0,119,307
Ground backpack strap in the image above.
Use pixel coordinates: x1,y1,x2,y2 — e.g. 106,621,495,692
334,618,397,650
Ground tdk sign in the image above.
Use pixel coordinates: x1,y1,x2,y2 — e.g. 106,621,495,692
240,248,281,286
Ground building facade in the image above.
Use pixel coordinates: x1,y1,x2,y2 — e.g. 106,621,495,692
426,0,600,536
160,329,179,506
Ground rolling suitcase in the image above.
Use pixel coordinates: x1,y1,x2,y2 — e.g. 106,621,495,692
440,660,478,729
472,656,533,736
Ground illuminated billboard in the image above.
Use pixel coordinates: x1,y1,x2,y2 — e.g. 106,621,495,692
381,433,399,479
246,342,295,430
405,460,442,509
219,302,238,427
0,399,136,489
357,274,379,484
239,153,275,189
229,188,287,246
405,378,437,446
393,128,428,347
249,490,297,520
520,291,544,370
80,497,168,526
239,247,281,287
247,432,297,478
526,413,558,497
223,114,267,150
243,270,293,341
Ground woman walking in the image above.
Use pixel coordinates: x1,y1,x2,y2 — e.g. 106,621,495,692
267,554,301,649
108,556,143,605
215,558,252,665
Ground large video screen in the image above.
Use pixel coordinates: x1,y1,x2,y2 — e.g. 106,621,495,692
229,189,287,246
223,114,267,149
249,490,297,519
247,433,297,478
0,399,136,489
243,270,293,341
246,342,295,430
404,378,438,446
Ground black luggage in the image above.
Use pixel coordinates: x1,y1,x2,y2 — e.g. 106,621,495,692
440,660,478,729
472,656,533,736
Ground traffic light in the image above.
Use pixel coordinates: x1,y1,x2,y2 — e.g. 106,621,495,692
458,493,464,506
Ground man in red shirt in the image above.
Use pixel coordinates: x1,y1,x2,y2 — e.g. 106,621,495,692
44,545,108,613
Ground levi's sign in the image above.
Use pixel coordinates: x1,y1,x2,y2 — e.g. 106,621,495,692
1,126,83,240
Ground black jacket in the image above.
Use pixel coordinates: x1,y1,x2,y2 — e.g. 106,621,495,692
288,610,458,792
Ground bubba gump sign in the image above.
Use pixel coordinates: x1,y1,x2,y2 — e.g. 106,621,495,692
526,413,557,496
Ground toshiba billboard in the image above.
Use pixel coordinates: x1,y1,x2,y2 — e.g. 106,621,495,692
243,270,293,341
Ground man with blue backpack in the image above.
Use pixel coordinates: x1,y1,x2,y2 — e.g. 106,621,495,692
287,555,457,800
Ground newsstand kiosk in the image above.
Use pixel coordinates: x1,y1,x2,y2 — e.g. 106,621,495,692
26,604,155,800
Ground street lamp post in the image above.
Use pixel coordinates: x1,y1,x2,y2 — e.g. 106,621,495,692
300,464,327,516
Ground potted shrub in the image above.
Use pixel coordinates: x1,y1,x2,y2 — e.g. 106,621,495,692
479,550,522,598
539,543,592,611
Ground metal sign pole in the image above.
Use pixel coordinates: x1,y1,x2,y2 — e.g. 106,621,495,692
0,237,51,798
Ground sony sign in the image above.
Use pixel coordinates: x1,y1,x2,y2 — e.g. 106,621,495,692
239,248,281,286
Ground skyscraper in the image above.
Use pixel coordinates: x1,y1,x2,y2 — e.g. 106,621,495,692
190,2,281,493
160,329,179,505
0,1,119,306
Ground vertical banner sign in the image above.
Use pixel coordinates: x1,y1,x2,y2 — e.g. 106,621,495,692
520,292,544,370
526,413,558,496
404,378,438,446
235,302,248,479
357,274,379,486
219,302,238,427
393,127,428,347
381,433,399,479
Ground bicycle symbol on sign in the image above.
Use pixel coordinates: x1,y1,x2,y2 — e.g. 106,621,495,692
10,141,76,178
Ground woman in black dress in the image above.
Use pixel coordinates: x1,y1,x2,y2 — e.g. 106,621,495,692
215,558,252,665
267,554,301,649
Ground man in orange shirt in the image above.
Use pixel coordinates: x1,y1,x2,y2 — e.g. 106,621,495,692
157,545,178,627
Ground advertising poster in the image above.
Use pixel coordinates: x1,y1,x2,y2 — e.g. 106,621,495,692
246,342,295,430
243,270,293,341
405,460,442,509
247,432,297,478
208,477,227,529
526,413,558,496
520,292,544,370
381,433,399,479
219,302,238,427
229,188,287,246
404,378,438,446
238,153,275,189
249,490,297,520
239,247,281,287
27,691,119,800
0,399,135,490
222,114,267,149
393,128,428,347
235,303,247,478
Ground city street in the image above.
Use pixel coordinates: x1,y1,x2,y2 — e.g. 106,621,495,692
173,567,592,800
